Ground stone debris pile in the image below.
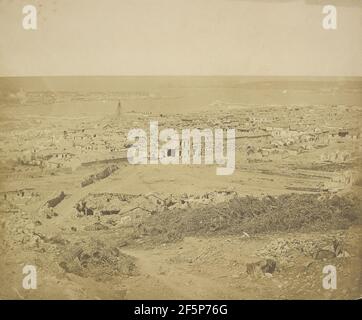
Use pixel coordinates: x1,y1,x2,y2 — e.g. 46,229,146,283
256,236,350,262
246,259,277,278
75,191,237,217
81,165,119,187
46,191,66,208
59,239,137,279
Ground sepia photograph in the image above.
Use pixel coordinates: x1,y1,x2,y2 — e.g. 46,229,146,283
0,0,361,308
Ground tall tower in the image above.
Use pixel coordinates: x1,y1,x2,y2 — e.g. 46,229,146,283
116,100,122,119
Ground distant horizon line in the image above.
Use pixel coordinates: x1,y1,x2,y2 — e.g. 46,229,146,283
1,75,362,79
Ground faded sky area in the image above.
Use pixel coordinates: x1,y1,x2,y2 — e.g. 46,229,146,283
0,0,361,76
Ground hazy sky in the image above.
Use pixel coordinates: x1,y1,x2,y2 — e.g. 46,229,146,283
0,0,361,76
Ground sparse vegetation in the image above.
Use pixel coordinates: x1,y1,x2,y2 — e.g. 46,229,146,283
138,193,362,243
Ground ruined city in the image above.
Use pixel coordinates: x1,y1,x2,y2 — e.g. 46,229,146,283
0,77,361,299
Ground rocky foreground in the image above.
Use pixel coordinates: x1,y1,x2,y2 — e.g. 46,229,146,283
0,191,361,299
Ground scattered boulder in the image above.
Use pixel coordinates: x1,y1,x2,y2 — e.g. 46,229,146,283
246,259,277,277
44,207,58,219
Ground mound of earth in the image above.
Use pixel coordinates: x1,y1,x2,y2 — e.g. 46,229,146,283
59,239,137,280
133,193,362,244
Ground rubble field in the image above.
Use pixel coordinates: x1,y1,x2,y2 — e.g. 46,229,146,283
0,188,361,299
0,80,361,299
122,192,362,244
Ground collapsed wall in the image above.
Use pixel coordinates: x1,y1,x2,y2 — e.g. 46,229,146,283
71,191,361,247
46,191,66,208
81,165,119,187
75,191,238,216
